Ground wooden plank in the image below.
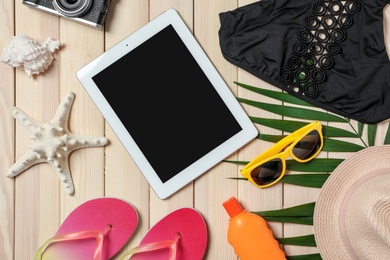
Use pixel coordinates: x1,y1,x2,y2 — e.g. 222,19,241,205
13,1,61,259
58,17,105,204
103,1,150,257
0,1,15,259
193,1,241,258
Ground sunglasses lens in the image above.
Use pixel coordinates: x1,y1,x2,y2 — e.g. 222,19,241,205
293,130,321,160
250,158,283,186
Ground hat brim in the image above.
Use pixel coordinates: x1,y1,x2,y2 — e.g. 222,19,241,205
313,145,390,260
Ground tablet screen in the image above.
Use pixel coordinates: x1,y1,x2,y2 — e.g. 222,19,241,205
77,8,258,199
92,25,242,183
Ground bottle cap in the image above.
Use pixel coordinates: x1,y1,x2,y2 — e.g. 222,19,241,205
223,196,245,218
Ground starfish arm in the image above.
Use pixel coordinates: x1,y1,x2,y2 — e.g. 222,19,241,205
50,91,74,132
66,134,108,151
48,158,75,195
9,107,43,136
7,92,108,196
6,149,46,177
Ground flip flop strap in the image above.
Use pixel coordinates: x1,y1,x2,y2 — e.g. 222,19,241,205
120,233,181,260
34,225,112,260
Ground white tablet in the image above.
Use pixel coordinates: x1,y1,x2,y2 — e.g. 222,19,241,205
76,8,258,199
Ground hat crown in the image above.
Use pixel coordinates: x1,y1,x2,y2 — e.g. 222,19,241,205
314,145,390,260
341,172,390,259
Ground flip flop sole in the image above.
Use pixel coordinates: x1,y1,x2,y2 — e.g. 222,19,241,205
42,197,138,260
131,208,207,260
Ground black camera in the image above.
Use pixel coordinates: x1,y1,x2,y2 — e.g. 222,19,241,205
23,0,111,30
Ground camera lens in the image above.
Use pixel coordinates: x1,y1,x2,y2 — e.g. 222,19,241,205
53,0,93,18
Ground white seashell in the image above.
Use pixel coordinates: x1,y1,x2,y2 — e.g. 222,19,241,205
0,34,60,77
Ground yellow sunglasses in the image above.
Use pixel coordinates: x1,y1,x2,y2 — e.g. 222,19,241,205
241,121,323,188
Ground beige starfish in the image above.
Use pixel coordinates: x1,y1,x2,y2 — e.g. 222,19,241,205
6,91,108,195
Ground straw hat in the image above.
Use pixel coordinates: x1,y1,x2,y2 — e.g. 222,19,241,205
313,145,390,260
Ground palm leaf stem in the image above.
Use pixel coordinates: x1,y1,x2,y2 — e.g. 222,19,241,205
348,121,368,147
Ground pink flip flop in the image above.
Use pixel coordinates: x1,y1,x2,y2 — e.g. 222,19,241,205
35,197,139,260
120,208,208,260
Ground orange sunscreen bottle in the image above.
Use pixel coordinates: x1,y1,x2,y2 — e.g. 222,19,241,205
223,196,286,260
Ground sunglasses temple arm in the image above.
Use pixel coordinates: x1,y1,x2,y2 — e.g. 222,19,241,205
242,121,320,173
243,135,298,171
263,122,320,155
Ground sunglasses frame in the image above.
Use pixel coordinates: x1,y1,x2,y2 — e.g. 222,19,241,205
241,121,323,188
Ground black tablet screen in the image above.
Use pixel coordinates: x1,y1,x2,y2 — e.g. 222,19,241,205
92,24,242,183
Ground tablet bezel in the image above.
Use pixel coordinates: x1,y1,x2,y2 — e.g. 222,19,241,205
76,8,258,199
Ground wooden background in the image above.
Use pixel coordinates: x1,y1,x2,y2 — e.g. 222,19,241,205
1,1,389,259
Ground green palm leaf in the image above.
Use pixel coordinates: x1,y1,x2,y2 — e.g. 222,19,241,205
286,158,343,172
322,138,364,152
263,216,313,225
253,202,315,225
277,234,316,246
224,160,249,166
367,124,377,146
239,98,347,122
259,133,365,152
254,202,315,217
251,118,357,137
279,174,329,188
235,81,313,107
385,124,390,144
358,122,364,137
321,125,360,138
287,254,322,260
227,174,328,188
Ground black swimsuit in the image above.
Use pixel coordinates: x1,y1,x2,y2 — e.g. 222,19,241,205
219,0,390,124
